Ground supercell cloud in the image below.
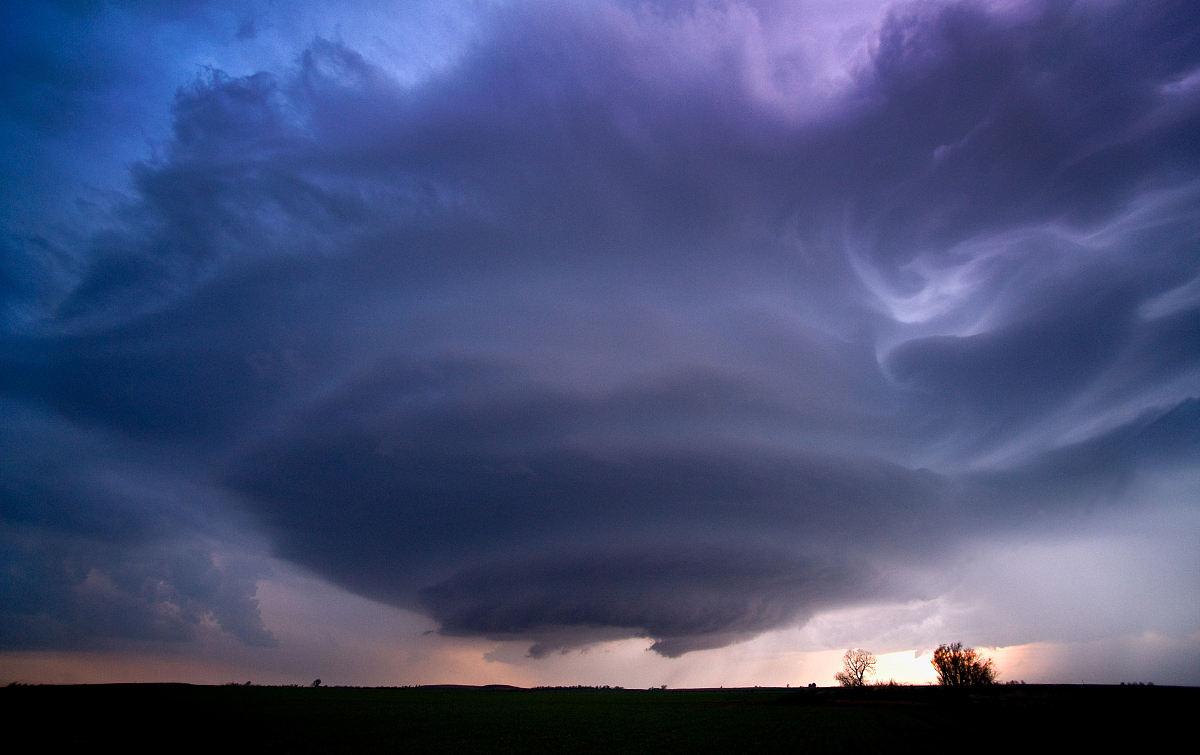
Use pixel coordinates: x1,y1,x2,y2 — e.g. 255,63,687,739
2,0,1199,673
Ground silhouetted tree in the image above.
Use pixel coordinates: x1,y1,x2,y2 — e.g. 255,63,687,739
311,678,322,688
835,649,877,687
931,643,996,686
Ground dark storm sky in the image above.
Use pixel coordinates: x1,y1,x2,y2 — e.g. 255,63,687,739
2,0,1198,672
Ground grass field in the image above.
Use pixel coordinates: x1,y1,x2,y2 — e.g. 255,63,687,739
4,682,1192,752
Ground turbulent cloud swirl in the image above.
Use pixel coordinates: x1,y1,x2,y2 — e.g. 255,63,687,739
1,0,1198,666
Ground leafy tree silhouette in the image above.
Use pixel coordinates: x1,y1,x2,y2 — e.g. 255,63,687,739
931,643,996,685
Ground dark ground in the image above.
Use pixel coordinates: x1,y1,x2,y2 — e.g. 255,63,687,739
3,682,1191,752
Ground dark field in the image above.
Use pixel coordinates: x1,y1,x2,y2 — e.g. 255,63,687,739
5,682,1192,752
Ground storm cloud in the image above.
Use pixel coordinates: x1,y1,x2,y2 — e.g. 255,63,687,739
2,0,1199,665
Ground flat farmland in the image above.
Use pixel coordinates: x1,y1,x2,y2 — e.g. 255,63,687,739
4,683,1192,752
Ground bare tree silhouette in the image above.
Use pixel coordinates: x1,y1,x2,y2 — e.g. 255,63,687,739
835,649,877,687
